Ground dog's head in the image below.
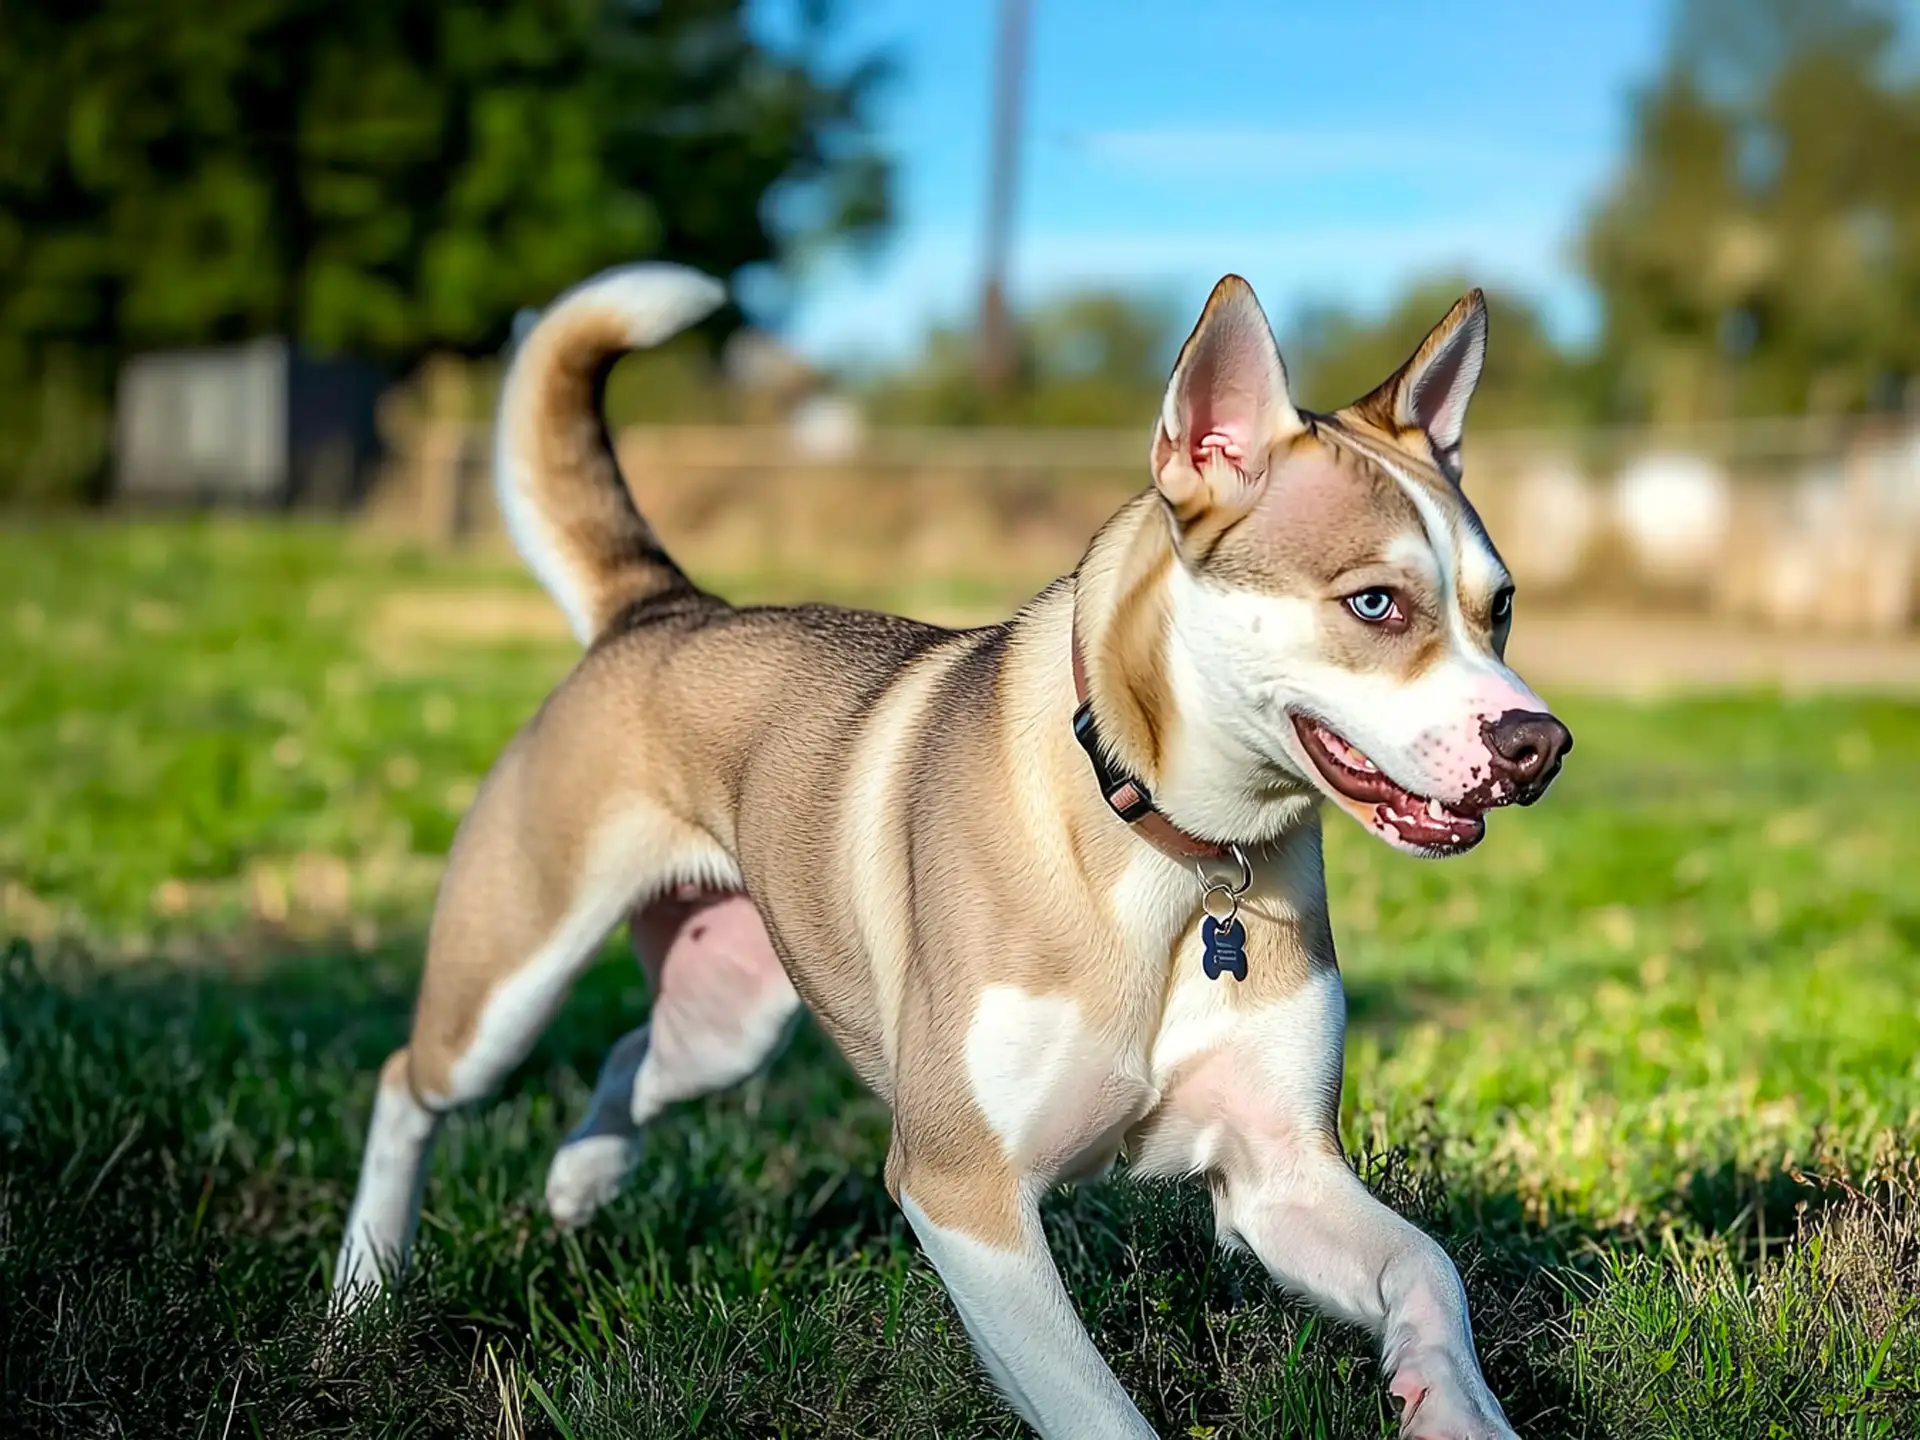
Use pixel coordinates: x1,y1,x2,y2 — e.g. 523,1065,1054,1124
1149,275,1570,856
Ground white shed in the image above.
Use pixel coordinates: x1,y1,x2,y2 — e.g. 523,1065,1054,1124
114,338,384,508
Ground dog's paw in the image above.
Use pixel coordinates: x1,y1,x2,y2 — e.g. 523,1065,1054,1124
1390,1348,1518,1440
544,1134,639,1231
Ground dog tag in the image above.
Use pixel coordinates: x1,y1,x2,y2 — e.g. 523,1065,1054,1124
1201,915,1247,982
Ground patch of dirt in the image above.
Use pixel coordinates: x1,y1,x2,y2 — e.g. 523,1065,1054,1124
375,589,570,643
365,589,571,671
1506,609,1920,696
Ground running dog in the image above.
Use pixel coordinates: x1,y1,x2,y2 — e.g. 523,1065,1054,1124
335,265,1570,1439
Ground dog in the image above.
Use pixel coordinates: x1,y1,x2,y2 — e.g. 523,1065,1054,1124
334,265,1571,1439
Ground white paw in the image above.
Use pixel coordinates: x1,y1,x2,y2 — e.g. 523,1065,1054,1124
1390,1347,1518,1440
544,1134,639,1231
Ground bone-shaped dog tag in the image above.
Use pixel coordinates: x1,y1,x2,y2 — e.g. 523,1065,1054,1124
1201,915,1247,982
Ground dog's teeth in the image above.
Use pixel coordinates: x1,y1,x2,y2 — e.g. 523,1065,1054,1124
1427,797,1446,821
1360,758,1377,772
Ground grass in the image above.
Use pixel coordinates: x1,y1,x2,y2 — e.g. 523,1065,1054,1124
2,517,1918,1438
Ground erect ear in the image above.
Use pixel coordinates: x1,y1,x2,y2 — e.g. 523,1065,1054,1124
1356,289,1488,475
1150,275,1305,521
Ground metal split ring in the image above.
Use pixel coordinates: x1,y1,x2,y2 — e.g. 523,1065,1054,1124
1200,884,1240,925
1195,843,1253,925
1193,842,1253,899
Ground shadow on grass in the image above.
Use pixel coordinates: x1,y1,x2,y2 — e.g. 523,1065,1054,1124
0,937,1900,1439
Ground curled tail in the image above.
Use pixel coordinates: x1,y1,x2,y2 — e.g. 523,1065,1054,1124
495,264,728,643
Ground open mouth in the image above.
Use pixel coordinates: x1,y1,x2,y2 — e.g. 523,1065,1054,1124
1290,715,1488,852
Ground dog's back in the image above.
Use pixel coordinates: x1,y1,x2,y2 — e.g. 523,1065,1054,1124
447,266,1047,1099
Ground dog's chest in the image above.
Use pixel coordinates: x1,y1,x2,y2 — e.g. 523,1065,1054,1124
948,832,1339,1184
1124,959,1349,1178
956,959,1346,1186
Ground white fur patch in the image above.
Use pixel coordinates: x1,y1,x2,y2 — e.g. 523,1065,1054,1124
1385,529,1442,588
541,1022,653,1229
1159,562,1322,842
545,1133,639,1231
442,819,737,1105
844,660,949,1078
1165,962,1343,1104
1359,441,1512,676
963,987,1112,1162
1107,848,1196,975
445,905,625,1104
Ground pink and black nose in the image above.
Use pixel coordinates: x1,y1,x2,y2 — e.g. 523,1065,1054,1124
1486,710,1572,804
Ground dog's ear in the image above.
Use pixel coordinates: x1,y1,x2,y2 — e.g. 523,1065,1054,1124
1354,289,1487,477
1151,275,1305,521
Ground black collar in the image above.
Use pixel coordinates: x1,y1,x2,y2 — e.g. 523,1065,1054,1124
1070,616,1228,862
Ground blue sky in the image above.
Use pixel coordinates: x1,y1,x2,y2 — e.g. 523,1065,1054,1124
757,0,1675,364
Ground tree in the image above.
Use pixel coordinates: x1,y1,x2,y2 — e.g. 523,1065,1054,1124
1581,0,1920,422
0,0,892,499
867,280,1583,433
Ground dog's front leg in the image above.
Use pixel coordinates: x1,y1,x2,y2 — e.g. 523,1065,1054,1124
896,1168,1157,1439
1215,1151,1515,1439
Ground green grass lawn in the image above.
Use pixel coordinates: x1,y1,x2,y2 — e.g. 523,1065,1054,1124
2,519,1918,1439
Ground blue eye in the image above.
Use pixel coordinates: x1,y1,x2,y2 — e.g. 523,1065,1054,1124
1346,589,1399,624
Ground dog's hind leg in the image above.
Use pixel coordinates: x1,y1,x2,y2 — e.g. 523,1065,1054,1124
332,1047,441,1303
334,842,652,1302
335,748,715,1305
545,887,799,1229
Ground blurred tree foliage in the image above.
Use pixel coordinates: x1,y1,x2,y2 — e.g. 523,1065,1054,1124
0,0,891,500
863,282,1582,434
1583,0,1920,422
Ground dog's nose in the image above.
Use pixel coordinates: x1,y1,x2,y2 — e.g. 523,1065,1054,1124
1486,709,1572,803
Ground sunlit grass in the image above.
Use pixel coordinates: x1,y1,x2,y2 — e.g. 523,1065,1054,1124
2,519,1917,1437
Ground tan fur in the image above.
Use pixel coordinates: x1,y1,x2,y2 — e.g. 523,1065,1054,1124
1082,501,1178,779
1350,289,1488,446
339,270,1560,1440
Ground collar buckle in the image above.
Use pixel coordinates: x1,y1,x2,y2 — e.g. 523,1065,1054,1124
1072,700,1157,823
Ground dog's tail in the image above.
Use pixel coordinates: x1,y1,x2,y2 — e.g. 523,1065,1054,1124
495,263,728,644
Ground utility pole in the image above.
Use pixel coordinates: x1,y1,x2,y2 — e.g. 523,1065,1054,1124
977,0,1031,394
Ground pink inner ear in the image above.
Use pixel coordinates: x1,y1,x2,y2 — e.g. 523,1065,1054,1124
1156,284,1301,501
1179,355,1263,465
1172,309,1285,469
1194,429,1245,463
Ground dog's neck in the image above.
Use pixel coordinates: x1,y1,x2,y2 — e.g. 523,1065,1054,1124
1068,621,1228,860
1066,493,1319,853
